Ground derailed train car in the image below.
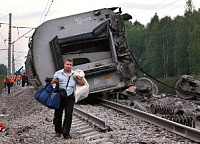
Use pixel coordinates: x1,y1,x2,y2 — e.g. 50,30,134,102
25,7,136,95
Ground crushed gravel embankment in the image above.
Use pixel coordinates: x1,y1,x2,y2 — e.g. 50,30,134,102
0,85,86,144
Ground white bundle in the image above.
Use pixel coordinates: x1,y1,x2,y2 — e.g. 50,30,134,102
73,69,85,78
73,69,89,103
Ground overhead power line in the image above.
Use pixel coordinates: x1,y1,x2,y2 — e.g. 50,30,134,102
15,52,27,59
160,3,185,17
0,23,35,44
41,0,55,24
1,0,55,46
150,0,182,16
0,14,9,20
12,28,35,44
37,0,50,26
0,22,35,29
134,0,182,21
133,0,166,17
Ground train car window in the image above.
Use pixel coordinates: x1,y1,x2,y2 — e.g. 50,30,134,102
73,58,90,66
60,38,109,54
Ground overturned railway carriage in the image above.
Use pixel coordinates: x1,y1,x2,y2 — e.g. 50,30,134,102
25,7,136,94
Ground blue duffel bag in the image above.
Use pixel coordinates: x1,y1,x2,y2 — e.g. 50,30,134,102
34,78,60,109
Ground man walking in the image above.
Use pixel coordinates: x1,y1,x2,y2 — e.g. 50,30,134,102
22,73,27,87
7,79,11,94
51,59,85,140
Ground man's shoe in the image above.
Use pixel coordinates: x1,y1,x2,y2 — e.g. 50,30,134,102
63,135,72,139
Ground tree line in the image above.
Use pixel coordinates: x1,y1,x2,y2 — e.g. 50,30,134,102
0,64,7,75
125,0,200,79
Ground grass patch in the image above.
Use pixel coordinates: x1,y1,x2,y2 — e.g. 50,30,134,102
0,74,6,93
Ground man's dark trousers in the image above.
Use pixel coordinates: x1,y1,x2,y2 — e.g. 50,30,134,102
53,94,75,136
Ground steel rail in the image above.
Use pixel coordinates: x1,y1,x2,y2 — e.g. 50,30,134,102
73,107,109,131
98,98,200,143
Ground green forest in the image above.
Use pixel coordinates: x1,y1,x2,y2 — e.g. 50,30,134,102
124,0,200,93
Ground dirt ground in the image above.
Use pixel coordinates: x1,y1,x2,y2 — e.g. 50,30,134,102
0,85,85,144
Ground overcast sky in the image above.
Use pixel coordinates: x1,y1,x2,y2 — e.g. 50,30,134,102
0,0,200,71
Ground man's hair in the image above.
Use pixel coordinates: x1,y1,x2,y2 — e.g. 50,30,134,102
64,58,73,63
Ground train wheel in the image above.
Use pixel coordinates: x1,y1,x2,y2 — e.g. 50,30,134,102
175,80,195,100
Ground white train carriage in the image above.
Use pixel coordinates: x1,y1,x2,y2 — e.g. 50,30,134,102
25,7,136,94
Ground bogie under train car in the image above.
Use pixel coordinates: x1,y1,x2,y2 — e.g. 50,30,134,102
25,7,136,96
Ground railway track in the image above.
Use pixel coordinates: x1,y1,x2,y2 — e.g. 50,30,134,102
73,107,113,144
96,98,200,143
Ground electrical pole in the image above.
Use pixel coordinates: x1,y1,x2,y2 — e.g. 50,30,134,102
7,13,12,78
12,44,15,75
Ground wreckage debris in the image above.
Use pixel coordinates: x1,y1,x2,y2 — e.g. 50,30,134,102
176,75,200,100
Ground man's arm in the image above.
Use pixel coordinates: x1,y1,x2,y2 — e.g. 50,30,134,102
74,77,85,86
51,71,59,84
51,78,59,84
